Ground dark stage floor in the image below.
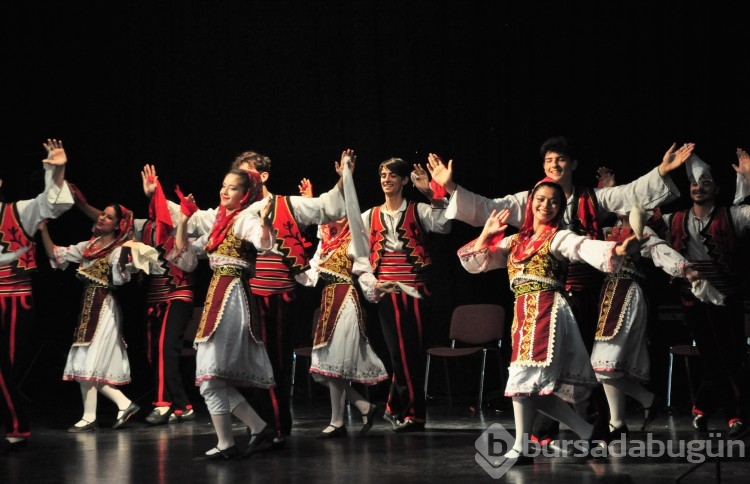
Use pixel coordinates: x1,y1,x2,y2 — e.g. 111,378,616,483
2,387,748,484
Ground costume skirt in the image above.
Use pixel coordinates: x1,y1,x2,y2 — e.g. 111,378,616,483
63,294,131,385
590,283,650,382
195,281,275,388
505,294,597,403
310,295,388,385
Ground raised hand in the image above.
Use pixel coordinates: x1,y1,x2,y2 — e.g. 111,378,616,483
335,149,356,177
482,208,510,238
732,147,750,182
42,139,67,166
411,163,432,194
596,167,616,188
659,142,695,176
426,153,455,194
298,178,313,198
141,164,158,197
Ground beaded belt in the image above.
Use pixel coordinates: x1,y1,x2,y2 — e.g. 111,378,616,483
513,280,559,297
214,265,245,278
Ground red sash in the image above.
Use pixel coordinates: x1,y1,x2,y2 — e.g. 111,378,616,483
249,253,296,296
269,196,310,275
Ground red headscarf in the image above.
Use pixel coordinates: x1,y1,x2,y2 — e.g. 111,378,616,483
509,177,564,263
205,170,263,252
320,218,350,254
82,204,135,260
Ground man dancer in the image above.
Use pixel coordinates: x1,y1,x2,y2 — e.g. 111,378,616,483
0,139,73,452
661,149,750,437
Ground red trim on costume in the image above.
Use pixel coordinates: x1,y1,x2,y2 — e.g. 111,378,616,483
269,196,311,275
0,203,37,275
368,203,431,272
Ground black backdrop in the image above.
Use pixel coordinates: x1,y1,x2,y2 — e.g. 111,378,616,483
3,1,748,411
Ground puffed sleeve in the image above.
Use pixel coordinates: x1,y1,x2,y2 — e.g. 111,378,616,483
551,230,624,273
416,202,451,234
457,234,511,273
50,241,88,270
287,184,346,229
446,185,527,229
233,209,275,251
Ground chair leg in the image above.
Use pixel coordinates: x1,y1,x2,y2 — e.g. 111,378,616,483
424,355,431,400
443,358,452,406
291,352,297,398
478,350,487,410
684,356,696,405
666,352,674,408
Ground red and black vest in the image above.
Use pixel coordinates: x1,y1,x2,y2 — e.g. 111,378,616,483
0,202,37,296
669,207,742,299
368,202,432,276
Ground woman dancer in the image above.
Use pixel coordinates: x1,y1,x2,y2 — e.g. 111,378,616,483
38,203,153,432
458,179,641,462
173,168,276,460
297,183,390,436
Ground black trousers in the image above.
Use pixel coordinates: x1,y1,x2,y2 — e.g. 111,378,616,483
684,294,747,423
146,299,194,410
377,291,428,423
0,293,34,438
245,292,295,437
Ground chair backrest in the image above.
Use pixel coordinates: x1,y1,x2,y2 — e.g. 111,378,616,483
448,304,505,345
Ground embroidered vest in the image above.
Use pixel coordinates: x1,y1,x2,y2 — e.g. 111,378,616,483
507,236,564,366
72,256,113,345
195,222,261,342
0,202,37,294
268,195,310,276
669,207,742,298
368,202,432,273
313,235,366,347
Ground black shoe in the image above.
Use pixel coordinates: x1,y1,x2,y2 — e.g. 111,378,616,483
728,420,746,438
317,424,347,439
145,407,172,425
393,419,425,433
112,402,141,429
2,438,28,452
692,413,708,432
203,445,241,461
383,411,398,429
169,408,196,423
641,395,662,431
361,404,383,434
609,424,629,439
243,425,276,457
67,420,98,433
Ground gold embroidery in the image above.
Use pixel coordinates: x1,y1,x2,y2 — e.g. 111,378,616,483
76,257,111,287
319,234,354,284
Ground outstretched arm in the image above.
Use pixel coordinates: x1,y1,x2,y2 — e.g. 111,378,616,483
68,182,101,222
